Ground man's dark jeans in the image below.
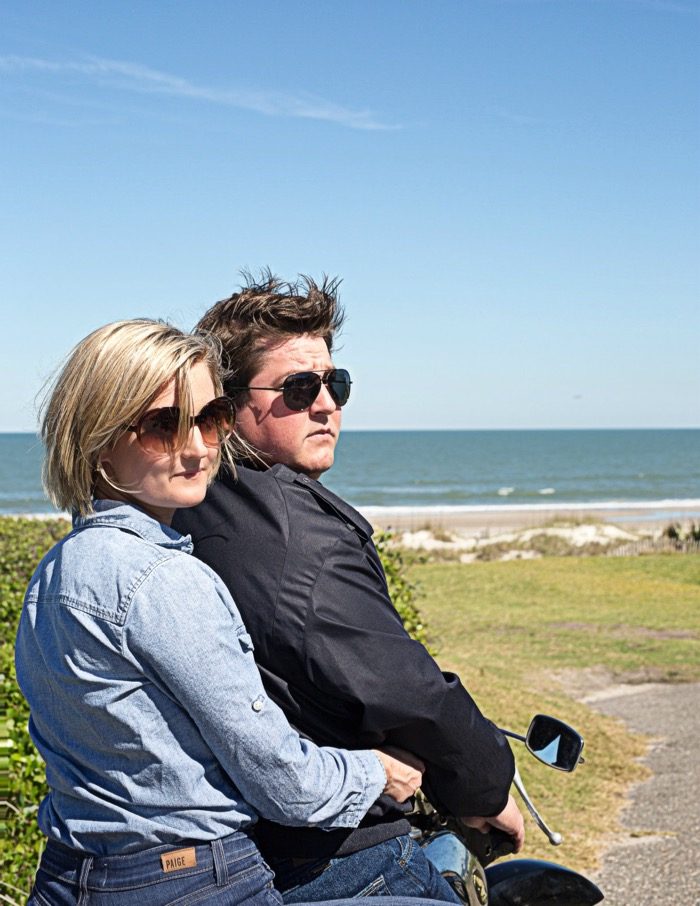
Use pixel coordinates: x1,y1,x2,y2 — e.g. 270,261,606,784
272,834,462,903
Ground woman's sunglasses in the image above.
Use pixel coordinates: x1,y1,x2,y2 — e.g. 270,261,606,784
125,396,235,454
237,368,352,412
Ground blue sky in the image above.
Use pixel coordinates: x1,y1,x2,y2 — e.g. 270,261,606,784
2,0,698,431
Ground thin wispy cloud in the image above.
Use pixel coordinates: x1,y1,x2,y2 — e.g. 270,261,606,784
0,54,398,131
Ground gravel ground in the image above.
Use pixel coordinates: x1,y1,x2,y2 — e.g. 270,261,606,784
588,682,700,906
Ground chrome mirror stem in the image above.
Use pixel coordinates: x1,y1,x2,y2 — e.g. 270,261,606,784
512,767,563,846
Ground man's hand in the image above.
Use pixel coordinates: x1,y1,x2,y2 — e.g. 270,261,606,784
462,794,525,853
373,746,425,802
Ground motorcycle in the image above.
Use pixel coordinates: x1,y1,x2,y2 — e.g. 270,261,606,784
410,714,604,905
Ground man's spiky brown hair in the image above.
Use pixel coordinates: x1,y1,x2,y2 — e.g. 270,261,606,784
196,269,344,401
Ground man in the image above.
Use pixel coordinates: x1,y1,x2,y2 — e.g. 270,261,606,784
174,273,524,903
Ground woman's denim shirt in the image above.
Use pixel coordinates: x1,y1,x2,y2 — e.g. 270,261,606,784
15,501,385,855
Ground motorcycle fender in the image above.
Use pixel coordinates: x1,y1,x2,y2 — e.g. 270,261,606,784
485,858,604,906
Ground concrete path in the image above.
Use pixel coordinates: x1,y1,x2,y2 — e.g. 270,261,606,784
588,682,700,906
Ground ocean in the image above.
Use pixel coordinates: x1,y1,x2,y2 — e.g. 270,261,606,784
1,429,698,518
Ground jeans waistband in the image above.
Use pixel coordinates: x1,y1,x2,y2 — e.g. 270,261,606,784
40,832,259,890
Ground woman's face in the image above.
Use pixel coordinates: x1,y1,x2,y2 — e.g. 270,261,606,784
98,361,219,525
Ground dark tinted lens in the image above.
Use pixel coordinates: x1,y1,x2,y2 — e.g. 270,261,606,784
196,398,235,445
327,369,351,407
281,373,321,411
137,407,180,453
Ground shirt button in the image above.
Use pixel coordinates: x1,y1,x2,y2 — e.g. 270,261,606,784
252,696,265,712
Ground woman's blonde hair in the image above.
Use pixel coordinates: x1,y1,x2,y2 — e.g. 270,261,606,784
41,319,228,516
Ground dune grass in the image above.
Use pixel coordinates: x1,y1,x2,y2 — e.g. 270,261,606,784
409,554,700,872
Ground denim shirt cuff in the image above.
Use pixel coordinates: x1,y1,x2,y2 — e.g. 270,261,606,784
346,750,387,823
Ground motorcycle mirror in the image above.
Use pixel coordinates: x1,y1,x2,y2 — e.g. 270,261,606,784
525,715,584,772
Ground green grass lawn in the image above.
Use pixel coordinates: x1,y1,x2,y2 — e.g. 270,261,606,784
408,554,700,872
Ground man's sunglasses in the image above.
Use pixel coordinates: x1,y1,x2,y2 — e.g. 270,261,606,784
125,396,235,454
236,368,352,412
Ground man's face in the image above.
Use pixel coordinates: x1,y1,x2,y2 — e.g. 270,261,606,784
234,333,342,478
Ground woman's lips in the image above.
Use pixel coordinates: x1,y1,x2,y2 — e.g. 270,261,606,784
177,468,207,479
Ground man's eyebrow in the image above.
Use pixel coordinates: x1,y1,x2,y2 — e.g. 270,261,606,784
271,366,333,384
253,370,294,388
270,369,300,385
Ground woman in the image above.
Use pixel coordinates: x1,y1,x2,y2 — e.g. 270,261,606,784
16,320,422,906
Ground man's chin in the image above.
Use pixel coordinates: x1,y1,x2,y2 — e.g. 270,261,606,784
295,436,337,479
302,453,334,480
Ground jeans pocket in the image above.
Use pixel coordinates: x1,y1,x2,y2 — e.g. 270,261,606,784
395,834,415,867
355,875,391,898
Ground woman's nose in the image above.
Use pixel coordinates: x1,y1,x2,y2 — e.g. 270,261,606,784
181,424,209,457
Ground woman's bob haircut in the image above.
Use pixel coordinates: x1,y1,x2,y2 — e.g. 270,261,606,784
41,319,228,516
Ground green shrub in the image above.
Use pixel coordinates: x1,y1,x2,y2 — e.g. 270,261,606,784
375,531,432,651
1,519,430,898
1,517,70,900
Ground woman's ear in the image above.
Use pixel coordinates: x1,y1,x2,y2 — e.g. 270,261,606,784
94,452,122,499
96,448,118,484
98,450,112,473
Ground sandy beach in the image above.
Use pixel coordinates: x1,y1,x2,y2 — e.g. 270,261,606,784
358,501,700,562
360,500,700,534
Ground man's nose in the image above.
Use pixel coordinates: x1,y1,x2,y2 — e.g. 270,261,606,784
309,381,337,414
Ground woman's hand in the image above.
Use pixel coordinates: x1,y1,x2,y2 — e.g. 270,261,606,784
372,746,425,802
461,793,526,853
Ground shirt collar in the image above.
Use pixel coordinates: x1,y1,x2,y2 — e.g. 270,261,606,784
73,499,193,552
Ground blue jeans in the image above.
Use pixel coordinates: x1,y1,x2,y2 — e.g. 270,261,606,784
29,833,282,906
271,835,461,903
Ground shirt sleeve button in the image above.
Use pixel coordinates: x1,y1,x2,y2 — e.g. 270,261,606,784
252,696,265,712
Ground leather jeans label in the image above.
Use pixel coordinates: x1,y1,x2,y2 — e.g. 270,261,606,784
161,847,197,872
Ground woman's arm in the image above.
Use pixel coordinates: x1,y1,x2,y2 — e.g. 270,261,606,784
122,556,420,828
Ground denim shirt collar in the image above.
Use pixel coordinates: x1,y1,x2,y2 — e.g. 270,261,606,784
73,500,193,553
